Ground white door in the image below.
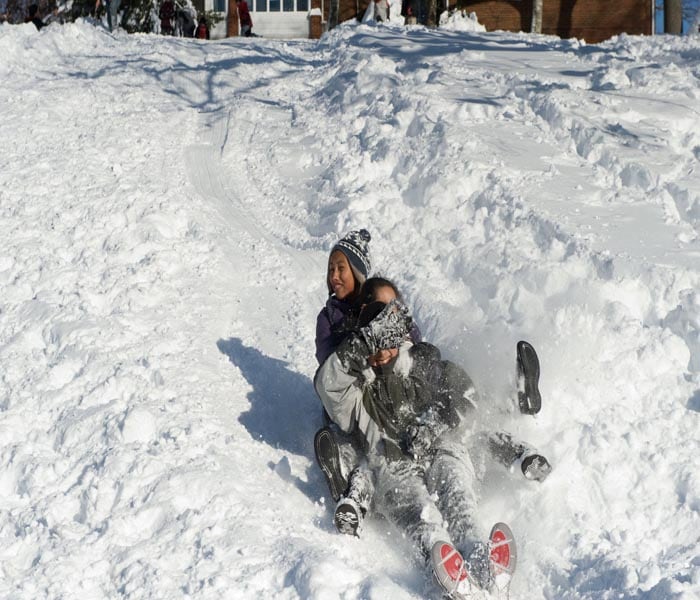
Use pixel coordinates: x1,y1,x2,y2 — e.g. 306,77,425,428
250,0,312,38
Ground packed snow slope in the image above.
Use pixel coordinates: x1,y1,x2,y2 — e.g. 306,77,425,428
1,16,699,600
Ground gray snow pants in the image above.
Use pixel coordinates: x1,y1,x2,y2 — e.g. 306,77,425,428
370,429,536,561
372,430,480,561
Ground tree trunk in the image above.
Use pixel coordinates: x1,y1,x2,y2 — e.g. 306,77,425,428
227,0,239,36
664,0,682,33
531,0,543,34
426,0,437,27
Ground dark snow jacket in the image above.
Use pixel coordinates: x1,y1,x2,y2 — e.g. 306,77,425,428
159,0,174,33
28,16,44,29
314,335,477,461
315,296,357,365
315,296,423,366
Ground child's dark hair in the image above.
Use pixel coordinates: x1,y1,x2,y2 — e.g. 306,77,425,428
357,276,403,306
355,277,405,328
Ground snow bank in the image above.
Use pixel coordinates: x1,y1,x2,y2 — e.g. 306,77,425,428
439,10,486,32
0,19,698,600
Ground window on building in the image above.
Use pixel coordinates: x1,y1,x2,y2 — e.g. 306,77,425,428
213,0,226,11
252,0,309,11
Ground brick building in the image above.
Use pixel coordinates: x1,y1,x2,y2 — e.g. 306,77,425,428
217,0,653,41
453,0,653,43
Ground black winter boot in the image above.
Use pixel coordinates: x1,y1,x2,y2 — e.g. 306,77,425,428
520,453,552,482
314,426,347,503
516,340,541,415
334,468,373,536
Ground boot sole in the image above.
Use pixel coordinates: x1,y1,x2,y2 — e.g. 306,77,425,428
314,427,347,503
517,340,541,415
489,522,516,591
431,541,470,598
521,453,552,482
334,497,362,536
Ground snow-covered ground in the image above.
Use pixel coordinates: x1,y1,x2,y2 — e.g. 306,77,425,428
1,16,699,600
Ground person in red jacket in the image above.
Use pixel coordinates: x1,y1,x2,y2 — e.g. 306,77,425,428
235,0,253,36
159,0,174,35
195,15,209,39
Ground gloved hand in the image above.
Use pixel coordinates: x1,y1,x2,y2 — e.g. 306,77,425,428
359,300,412,355
401,420,443,460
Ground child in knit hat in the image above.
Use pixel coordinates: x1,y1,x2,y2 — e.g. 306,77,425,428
313,229,373,535
314,229,372,366
313,230,422,536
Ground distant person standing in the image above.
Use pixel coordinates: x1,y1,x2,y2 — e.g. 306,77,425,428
25,4,44,30
159,0,175,35
236,0,253,37
195,15,210,39
178,7,196,37
401,0,417,24
374,0,389,22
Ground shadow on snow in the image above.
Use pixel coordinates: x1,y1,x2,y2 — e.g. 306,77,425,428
57,25,612,113
216,337,321,455
217,337,330,504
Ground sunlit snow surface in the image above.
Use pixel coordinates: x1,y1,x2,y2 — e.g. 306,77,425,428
0,16,699,600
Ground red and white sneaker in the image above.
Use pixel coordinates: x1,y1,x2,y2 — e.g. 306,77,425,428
431,541,473,598
488,522,517,592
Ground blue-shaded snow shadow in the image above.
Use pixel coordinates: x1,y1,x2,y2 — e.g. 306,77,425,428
59,26,614,116
217,338,330,503
217,337,322,455
688,389,700,412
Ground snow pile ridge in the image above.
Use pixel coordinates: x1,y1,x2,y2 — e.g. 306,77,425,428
0,21,699,600
439,10,486,32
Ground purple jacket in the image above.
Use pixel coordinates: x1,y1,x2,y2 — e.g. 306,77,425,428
315,296,422,366
315,297,355,365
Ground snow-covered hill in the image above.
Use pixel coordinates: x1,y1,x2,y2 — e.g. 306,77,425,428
0,17,698,600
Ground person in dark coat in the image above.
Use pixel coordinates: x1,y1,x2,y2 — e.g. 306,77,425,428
159,0,175,35
178,8,196,37
314,283,551,597
25,4,44,30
